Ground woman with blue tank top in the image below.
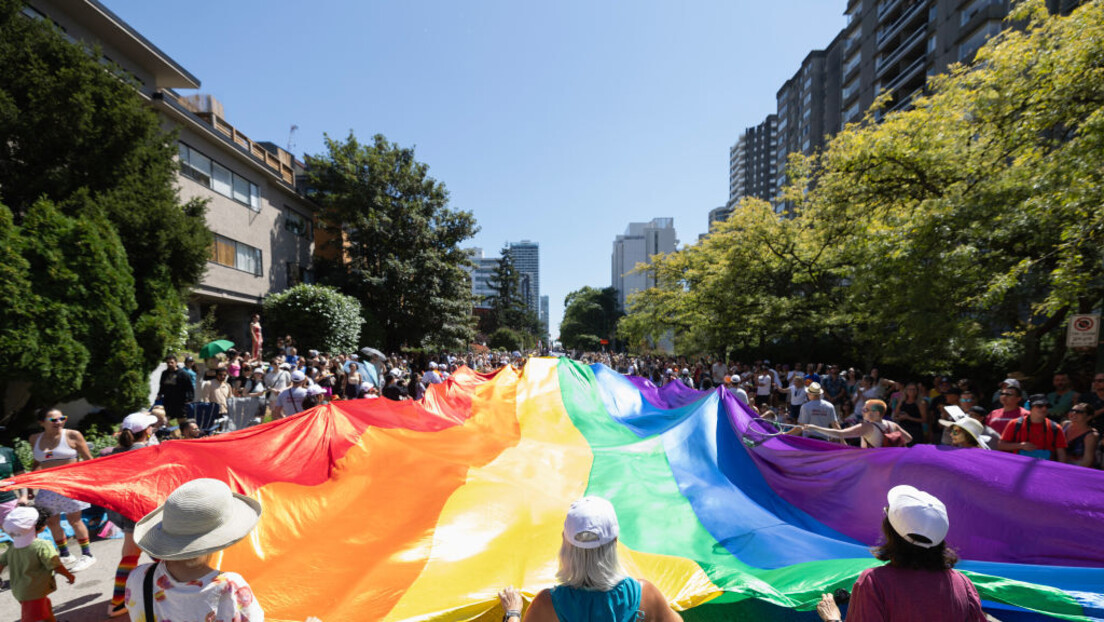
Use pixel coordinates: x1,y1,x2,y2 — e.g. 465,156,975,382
498,497,682,622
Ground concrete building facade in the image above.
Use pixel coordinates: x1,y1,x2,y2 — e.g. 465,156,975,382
28,0,314,348
611,218,678,312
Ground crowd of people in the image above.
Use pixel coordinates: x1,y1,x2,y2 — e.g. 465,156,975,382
578,352,1103,468
3,334,1103,620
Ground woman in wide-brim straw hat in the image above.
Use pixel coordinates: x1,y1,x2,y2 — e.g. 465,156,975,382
124,478,265,621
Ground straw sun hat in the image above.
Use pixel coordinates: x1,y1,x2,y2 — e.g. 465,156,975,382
134,478,262,560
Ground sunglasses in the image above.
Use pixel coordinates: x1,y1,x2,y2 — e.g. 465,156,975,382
950,427,965,435
1000,392,1016,396
48,416,67,423
1071,409,1088,414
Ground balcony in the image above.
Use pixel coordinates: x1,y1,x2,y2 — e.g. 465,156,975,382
878,55,926,98
877,2,927,50
888,86,923,112
875,25,926,78
877,0,903,21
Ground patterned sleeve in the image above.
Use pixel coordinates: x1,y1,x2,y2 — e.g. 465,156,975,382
219,573,264,622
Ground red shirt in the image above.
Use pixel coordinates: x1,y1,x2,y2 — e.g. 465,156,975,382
999,416,1068,452
847,566,986,622
985,407,1028,435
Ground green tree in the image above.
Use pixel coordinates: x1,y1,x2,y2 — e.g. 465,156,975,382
621,1,1104,375
484,245,540,336
0,1,211,420
262,285,364,355
306,133,478,352
560,286,623,351
1,196,147,416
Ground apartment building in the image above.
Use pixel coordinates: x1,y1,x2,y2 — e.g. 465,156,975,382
508,241,541,315
734,0,1089,212
729,114,778,207
611,218,678,313
27,0,314,348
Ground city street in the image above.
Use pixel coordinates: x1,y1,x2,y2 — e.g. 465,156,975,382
1,538,126,622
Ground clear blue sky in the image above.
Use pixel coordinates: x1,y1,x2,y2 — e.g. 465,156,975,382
102,1,845,338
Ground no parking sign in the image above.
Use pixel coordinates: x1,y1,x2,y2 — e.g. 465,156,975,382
1067,314,1101,348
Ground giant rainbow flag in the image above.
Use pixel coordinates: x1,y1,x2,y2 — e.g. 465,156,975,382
5,358,1104,621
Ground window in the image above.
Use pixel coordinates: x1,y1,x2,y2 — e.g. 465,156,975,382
844,101,862,123
178,143,261,211
209,234,263,276
285,208,309,237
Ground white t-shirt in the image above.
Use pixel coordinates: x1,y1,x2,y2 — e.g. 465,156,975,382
711,362,727,384
732,386,749,406
788,384,808,406
756,374,773,396
125,563,265,622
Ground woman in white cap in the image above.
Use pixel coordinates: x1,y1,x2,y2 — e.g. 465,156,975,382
104,412,159,617
815,485,985,622
124,478,264,621
498,496,680,621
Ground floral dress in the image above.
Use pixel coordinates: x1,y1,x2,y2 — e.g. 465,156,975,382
125,563,264,622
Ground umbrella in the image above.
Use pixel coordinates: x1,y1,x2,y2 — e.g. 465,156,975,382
198,339,235,360
359,347,386,360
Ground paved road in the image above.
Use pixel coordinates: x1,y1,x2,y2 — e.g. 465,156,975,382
1,538,133,622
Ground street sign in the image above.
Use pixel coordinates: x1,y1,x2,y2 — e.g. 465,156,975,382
1067,314,1101,348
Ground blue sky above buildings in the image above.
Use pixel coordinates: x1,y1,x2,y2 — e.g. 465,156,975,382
101,0,845,336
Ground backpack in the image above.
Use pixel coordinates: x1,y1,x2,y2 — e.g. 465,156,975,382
1011,417,1061,458
873,420,908,447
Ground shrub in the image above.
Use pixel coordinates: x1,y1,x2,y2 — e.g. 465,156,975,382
262,284,364,354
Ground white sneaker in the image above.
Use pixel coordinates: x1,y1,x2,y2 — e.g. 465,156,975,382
58,554,77,568
68,555,96,572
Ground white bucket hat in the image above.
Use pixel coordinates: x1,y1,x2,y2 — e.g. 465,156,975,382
134,478,261,560
563,496,619,549
886,485,949,549
3,506,41,548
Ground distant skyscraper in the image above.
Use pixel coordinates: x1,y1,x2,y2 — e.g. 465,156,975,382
540,295,549,333
508,240,540,314
611,218,678,312
707,205,732,235
464,247,500,309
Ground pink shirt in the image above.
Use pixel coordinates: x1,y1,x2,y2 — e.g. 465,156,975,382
847,565,985,622
985,406,1028,435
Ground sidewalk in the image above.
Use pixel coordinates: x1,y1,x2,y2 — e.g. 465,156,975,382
1,538,128,622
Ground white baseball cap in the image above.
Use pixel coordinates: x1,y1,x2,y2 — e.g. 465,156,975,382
290,370,306,383
3,506,40,548
886,485,949,548
563,496,619,549
122,412,159,434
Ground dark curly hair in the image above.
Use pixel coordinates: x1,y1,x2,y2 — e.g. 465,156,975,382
872,516,959,571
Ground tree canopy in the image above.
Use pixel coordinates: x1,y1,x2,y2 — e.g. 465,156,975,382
0,0,211,420
621,0,1104,377
483,245,540,339
306,133,478,352
560,286,623,351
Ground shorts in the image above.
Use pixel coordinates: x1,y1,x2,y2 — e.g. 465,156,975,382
105,509,136,533
34,489,90,515
0,498,19,524
20,597,52,622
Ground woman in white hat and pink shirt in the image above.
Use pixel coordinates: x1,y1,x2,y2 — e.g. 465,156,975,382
815,485,985,622
124,478,265,622
498,496,680,621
